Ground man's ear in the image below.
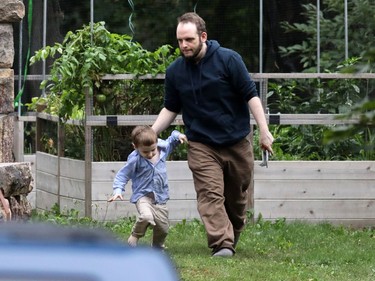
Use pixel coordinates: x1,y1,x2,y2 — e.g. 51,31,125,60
201,31,207,42
132,143,137,149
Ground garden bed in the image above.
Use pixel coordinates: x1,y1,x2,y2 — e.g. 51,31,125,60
31,152,375,226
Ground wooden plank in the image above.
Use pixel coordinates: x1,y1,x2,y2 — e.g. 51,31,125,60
255,199,375,219
92,162,123,181
255,180,375,199
24,154,36,208
84,85,93,218
34,151,375,226
92,161,193,181
92,200,138,221
166,161,193,180
59,157,85,180
91,197,200,222
27,191,36,209
18,72,375,81
251,72,375,79
86,115,184,126
13,119,24,162
92,199,200,222
32,112,361,127
255,161,375,172
265,114,359,125
36,152,58,174
169,181,196,200
59,197,85,216
92,182,113,201
92,182,132,201
24,154,36,174
59,177,85,199
102,73,166,80
36,170,58,194
84,114,360,126
254,161,375,180
167,200,200,220
92,181,196,201
35,189,58,211
18,114,36,122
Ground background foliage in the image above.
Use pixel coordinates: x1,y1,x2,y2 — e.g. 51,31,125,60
25,0,375,161
261,0,375,160
29,21,180,161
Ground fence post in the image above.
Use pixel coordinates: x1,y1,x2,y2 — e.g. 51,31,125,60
84,86,92,218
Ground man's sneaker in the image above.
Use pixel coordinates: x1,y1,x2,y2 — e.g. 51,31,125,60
212,248,234,257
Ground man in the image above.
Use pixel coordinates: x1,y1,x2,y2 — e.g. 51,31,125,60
152,12,274,257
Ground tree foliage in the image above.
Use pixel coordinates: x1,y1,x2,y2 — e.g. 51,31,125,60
279,0,375,72
28,21,180,161
30,21,179,121
269,0,375,160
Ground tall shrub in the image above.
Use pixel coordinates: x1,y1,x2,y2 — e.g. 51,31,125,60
267,1,375,160
29,22,180,161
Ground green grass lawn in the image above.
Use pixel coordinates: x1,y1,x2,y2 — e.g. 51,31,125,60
163,219,375,281
32,209,375,281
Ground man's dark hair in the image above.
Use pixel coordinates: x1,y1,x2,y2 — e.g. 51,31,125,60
177,12,207,35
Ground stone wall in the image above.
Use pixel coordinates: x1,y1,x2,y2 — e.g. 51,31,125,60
0,0,24,162
0,0,30,222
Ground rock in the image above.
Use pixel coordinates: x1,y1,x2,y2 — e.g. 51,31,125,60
0,0,25,23
0,163,33,221
0,162,33,196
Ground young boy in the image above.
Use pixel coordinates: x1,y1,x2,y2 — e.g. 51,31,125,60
108,125,187,248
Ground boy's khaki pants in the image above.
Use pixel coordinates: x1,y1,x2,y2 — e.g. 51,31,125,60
132,196,169,248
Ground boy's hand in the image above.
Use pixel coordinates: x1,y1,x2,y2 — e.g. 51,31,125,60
179,134,188,144
107,194,123,202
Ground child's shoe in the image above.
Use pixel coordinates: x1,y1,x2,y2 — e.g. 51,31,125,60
127,235,138,247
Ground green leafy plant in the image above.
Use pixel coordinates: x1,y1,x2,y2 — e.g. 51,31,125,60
322,47,375,158
272,0,375,160
264,59,372,160
29,21,179,121
28,21,183,161
279,1,375,72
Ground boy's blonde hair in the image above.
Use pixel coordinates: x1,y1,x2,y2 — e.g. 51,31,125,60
131,125,158,146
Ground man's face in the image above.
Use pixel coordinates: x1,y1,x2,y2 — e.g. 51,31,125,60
176,22,207,61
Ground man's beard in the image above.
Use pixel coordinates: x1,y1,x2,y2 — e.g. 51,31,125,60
181,40,203,62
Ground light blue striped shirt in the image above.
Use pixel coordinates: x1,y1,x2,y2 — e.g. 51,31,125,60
112,130,182,204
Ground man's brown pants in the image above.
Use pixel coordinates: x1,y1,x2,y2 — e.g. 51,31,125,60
187,136,254,254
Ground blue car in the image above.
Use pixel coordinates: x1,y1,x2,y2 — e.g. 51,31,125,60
0,222,179,281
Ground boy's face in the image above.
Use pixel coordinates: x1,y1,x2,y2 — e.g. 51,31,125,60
134,143,158,160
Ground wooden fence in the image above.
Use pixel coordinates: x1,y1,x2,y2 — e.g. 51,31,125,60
254,161,375,227
13,73,375,226
31,152,375,227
